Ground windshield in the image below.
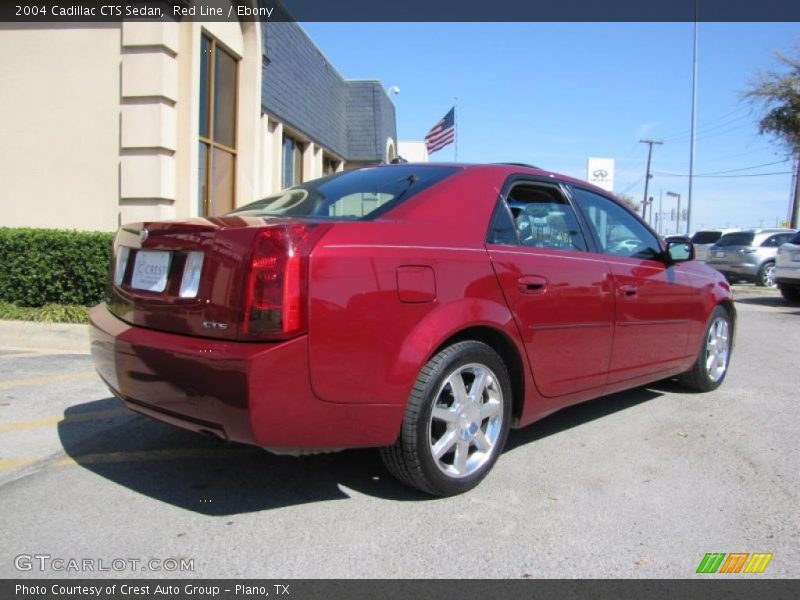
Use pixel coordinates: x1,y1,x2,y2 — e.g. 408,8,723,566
691,231,723,244
228,165,460,220
715,232,754,247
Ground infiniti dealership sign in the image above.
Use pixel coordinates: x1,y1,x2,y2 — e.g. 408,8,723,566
587,157,615,192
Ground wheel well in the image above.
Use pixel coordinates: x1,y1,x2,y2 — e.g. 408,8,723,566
718,299,736,345
434,326,525,425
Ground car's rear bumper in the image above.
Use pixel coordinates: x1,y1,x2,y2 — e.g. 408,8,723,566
775,264,800,286
89,304,403,450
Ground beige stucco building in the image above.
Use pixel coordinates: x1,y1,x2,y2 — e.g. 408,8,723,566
0,8,397,232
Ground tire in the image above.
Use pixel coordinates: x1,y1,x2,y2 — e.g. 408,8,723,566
677,305,733,392
380,341,512,496
756,261,776,287
779,285,800,303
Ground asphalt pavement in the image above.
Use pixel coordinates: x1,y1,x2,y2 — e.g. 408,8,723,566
0,285,797,578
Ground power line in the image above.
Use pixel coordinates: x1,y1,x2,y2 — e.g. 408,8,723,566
653,170,794,178
618,174,645,196
659,105,751,142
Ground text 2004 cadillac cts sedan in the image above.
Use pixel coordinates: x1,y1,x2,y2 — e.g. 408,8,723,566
90,163,735,496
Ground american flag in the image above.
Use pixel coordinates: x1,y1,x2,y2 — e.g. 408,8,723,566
424,107,455,154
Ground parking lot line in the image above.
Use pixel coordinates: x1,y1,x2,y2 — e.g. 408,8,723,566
0,408,131,433
0,371,97,389
0,352,54,360
0,447,255,472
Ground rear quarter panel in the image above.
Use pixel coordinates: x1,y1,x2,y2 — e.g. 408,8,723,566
306,168,530,407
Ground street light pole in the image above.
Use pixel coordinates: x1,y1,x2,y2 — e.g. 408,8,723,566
667,191,681,235
687,16,699,236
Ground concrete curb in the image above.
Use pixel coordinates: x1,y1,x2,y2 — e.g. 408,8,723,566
0,320,90,353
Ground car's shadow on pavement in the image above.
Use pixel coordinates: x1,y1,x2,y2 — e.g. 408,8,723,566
59,385,671,515
506,386,664,451
733,295,787,307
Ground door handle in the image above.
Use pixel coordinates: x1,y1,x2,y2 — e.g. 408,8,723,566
619,284,638,297
518,275,547,294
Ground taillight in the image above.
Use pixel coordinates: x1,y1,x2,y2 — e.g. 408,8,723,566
113,246,130,285
241,224,330,339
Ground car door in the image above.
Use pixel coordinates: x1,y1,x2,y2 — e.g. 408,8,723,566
486,178,614,398
569,186,697,384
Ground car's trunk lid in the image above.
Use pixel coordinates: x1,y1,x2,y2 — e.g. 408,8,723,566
107,216,298,340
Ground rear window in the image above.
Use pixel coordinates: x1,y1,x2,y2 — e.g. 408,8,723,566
228,165,460,220
691,230,723,244
715,232,754,247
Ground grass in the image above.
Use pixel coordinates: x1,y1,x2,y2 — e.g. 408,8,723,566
0,301,90,324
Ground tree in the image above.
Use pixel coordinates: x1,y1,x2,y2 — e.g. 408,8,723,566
615,193,640,213
744,44,800,228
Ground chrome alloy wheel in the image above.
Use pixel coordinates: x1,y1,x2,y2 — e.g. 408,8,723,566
705,317,730,383
428,363,504,479
762,264,777,287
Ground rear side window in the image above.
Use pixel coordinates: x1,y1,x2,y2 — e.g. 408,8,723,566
497,183,588,252
790,232,800,245
229,165,459,220
716,232,754,247
691,231,723,244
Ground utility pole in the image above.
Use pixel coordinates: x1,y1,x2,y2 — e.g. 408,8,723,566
658,190,663,235
640,139,663,219
791,155,800,228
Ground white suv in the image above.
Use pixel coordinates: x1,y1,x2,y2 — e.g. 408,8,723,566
775,231,800,302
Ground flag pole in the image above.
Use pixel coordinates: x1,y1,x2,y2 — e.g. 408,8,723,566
454,97,458,161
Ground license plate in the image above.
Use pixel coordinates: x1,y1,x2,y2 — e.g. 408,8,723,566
131,250,171,292
713,251,725,258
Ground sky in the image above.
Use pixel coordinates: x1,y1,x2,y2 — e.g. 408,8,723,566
301,22,799,234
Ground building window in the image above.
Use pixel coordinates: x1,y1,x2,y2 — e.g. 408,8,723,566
282,134,304,188
198,34,237,216
323,154,340,176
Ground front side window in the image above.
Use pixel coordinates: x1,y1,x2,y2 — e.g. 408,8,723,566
762,233,794,247
571,187,661,260
198,34,237,216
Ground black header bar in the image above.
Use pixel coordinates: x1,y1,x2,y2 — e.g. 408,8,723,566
1,0,799,23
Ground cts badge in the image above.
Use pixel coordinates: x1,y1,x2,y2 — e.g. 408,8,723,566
203,321,228,330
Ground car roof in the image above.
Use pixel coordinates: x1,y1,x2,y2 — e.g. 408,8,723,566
380,162,612,195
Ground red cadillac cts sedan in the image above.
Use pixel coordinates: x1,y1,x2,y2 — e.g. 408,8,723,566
90,163,734,496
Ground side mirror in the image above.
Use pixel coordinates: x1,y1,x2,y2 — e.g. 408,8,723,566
666,240,694,263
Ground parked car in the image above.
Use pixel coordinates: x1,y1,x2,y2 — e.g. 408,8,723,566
664,234,692,246
705,229,797,287
775,230,800,302
690,229,740,262
90,164,735,496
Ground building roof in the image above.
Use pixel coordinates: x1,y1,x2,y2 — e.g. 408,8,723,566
260,22,396,162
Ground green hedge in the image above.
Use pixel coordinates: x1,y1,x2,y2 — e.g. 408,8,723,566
0,228,114,307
